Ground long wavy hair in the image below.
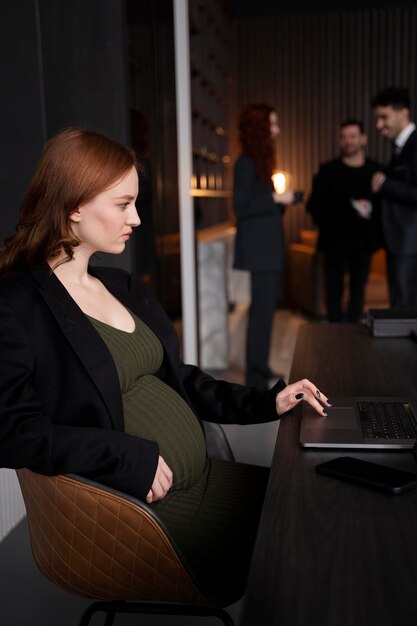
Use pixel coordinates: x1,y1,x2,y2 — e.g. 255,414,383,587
0,127,137,277
238,103,276,182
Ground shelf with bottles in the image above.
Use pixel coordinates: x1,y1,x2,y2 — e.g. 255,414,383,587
189,0,233,58
188,0,234,199
191,151,231,196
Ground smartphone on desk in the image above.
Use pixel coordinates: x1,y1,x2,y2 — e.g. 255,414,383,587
316,456,417,495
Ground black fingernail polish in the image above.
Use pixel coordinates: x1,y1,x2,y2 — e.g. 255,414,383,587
295,392,304,400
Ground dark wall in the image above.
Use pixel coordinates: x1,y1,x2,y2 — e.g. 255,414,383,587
229,0,416,18
0,0,132,270
0,1,45,242
38,0,129,140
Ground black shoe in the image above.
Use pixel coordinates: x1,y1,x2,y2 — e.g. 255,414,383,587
246,379,268,390
246,368,285,389
266,368,286,381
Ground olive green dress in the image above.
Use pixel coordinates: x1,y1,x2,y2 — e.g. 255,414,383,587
88,311,268,604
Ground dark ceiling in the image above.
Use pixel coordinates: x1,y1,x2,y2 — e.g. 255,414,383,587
228,0,415,18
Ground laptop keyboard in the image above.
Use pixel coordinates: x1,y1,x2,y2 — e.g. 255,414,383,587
358,401,417,439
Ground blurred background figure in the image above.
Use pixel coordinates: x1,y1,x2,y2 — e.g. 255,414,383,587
232,103,297,389
371,87,417,309
306,119,381,323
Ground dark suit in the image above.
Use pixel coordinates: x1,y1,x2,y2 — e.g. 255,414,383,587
379,128,417,307
233,154,285,273
0,264,282,500
306,157,381,322
233,154,285,387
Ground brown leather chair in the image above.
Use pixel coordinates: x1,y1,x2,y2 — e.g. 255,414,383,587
16,468,235,626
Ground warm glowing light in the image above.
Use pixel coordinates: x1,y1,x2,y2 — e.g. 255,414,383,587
272,171,287,194
191,174,197,189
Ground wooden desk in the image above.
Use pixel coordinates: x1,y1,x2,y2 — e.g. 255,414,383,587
240,323,417,626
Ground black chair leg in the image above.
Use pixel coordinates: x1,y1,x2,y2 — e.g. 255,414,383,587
78,600,235,626
104,611,116,626
78,603,115,626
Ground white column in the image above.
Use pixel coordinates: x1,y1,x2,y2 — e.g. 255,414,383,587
173,0,198,365
0,469,25,541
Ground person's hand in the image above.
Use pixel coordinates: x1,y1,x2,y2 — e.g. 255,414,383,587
354,198,372,219
272,190,295,205
146,455,173,504
275,379,331,416
371,172,386,193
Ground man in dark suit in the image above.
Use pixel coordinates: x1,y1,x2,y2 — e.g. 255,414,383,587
371,87,417,309
306,119,381,323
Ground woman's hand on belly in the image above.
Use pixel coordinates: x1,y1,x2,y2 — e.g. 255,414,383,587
146,455,173,503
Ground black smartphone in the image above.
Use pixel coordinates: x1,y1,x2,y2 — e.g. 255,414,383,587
316,456,417,495
293,190,304,204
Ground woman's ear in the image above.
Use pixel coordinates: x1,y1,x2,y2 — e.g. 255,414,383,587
69,207,82,223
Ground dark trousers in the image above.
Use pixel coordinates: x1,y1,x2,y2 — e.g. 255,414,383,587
246,271,280,388
387,253,417,308
323,244,371,323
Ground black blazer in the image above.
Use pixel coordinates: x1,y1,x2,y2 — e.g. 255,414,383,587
233,154,285,272
379,128,417,255
0,264,282,500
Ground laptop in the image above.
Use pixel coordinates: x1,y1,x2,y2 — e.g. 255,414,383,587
300,397,417,449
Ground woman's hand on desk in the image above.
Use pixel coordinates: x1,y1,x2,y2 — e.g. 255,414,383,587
276,379,330,416
146,455,173,504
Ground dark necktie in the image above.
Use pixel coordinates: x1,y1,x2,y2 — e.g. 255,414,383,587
391,142,401,159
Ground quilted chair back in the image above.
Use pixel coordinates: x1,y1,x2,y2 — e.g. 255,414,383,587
16,469,214,606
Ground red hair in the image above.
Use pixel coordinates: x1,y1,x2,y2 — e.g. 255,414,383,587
238,103,276,181
0,128,137,276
